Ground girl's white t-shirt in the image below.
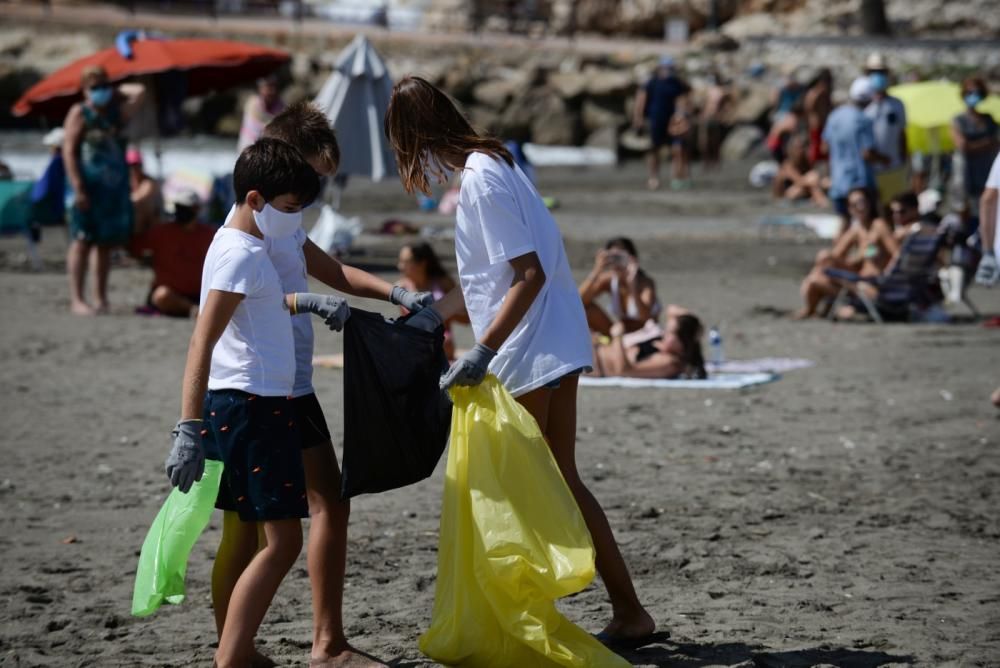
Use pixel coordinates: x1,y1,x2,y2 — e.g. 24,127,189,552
200,225,295,397
456,152,592,397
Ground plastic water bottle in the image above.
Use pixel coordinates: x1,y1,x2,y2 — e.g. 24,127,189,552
708,326,724,369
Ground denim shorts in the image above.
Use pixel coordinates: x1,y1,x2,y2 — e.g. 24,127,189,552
202,389,309,522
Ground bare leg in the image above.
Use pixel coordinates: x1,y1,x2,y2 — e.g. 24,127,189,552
212,511,260,638
91,244,112,313
517,378,655,640
646,149,660,190
794,269,839,319
67,240,94,315
150,285,199,318
584,302,613,337
216,519,303,668
302,443,385,667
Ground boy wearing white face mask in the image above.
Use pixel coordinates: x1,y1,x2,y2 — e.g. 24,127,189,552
165,138,332,668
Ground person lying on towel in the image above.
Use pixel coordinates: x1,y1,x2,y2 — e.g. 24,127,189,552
589,305,707,379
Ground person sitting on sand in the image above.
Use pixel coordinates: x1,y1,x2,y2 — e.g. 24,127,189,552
772,133,831,208
580,237,662,337
589,305,706,379
129,188,214,318
796,187,898,318
396,242,468,359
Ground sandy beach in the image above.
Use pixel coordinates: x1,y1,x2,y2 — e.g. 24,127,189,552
0,161,998,667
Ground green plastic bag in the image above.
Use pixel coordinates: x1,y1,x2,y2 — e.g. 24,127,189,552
131,460,222,617
419,377,630,667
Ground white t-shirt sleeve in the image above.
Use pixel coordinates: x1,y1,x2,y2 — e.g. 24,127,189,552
986,153,1000,190
472,189,536,265
209,245,259,295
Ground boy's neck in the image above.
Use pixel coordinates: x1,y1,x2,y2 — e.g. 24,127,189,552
229,203,263,239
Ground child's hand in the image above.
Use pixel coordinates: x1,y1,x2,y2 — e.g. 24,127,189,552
440,343,496,390
403,306,444,332
391,285,435,312
166,419,205,494
291,293,351,331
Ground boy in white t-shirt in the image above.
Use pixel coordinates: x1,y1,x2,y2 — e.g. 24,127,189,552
165,138,351,668
208,103,429,668
385,77,655,645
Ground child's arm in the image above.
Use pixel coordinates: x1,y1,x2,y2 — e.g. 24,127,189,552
302,238,392,300
166,289,242,493
439,253,545,389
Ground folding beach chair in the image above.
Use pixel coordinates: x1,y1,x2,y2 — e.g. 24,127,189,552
825,228,945,323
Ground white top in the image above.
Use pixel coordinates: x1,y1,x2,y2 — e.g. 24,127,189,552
224,204,316,398
200,223,295,397
455,152,592,397
865,95,907,171
987,153,1000,256
264,226,315,398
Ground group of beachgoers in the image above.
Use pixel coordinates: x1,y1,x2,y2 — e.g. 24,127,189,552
146,76,664,667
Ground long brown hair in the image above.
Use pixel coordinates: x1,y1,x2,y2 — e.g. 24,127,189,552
384,76,513,196
675,314,706,380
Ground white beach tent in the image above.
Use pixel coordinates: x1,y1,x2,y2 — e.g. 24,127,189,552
313,34,396,182
309,34,395,254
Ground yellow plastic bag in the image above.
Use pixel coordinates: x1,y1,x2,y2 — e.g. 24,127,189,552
419,376,630,668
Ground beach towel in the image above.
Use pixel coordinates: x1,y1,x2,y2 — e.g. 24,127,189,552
420,376,629,668
580,373,778,389
712,358,814,374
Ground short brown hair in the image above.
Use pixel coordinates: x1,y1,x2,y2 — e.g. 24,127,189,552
384,76,513,196
80,65,108,88
961,76,987,96
262,101,340,173
233,137,321,206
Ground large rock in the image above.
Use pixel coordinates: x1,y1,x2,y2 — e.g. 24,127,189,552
548,71,588,100
584,67,634,97
530,91,578,145
472,78,522,109
729,85,773,125
548,0,742,37
16,33,101,75
581,98,627,133
585,125,619,151
720,124,764,161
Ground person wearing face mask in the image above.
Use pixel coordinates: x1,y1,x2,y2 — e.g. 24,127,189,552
165,138,352,668
863,53,909,208
62,65,145,315
129,188,214,318
952,76,999,212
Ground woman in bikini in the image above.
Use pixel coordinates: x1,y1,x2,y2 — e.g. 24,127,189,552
396,242,468,359
580,237,662,336
795,187,898,318
590,305,706,380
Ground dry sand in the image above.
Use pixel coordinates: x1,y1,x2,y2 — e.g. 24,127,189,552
0,163,998,667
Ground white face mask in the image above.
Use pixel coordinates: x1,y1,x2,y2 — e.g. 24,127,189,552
252,203,302,239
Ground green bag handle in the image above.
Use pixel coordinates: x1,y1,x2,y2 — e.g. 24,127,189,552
131,460,223,617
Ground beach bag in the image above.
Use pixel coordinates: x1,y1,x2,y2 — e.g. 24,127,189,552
340,309,451,499
131,460,223,617
419,376,630,668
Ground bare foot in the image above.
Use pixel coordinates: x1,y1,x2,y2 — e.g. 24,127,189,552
646,177,660,191
790,308,813,320
310,646,388,668
991,387,999,408
70,300,96,316
599,608,656,641
94,301,111,315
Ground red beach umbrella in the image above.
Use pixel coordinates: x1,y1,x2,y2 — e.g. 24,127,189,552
12,38,290,119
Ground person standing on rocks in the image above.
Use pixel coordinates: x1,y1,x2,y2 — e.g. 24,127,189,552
864,53,908,209
63,65,145,315
633,56,690,190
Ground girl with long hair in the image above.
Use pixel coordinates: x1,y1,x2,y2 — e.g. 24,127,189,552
387,76,654,642
591,307,707,380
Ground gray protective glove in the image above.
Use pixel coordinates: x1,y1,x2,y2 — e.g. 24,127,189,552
291,292,351,331
403,306,444,333
391,285,435,312
165,419,206,494
975,252,998,286
440,343,497,390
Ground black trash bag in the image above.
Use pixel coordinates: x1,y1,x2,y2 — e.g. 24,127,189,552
340,309,451,500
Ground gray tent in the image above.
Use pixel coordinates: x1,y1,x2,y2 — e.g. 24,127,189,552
313,34,396,182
